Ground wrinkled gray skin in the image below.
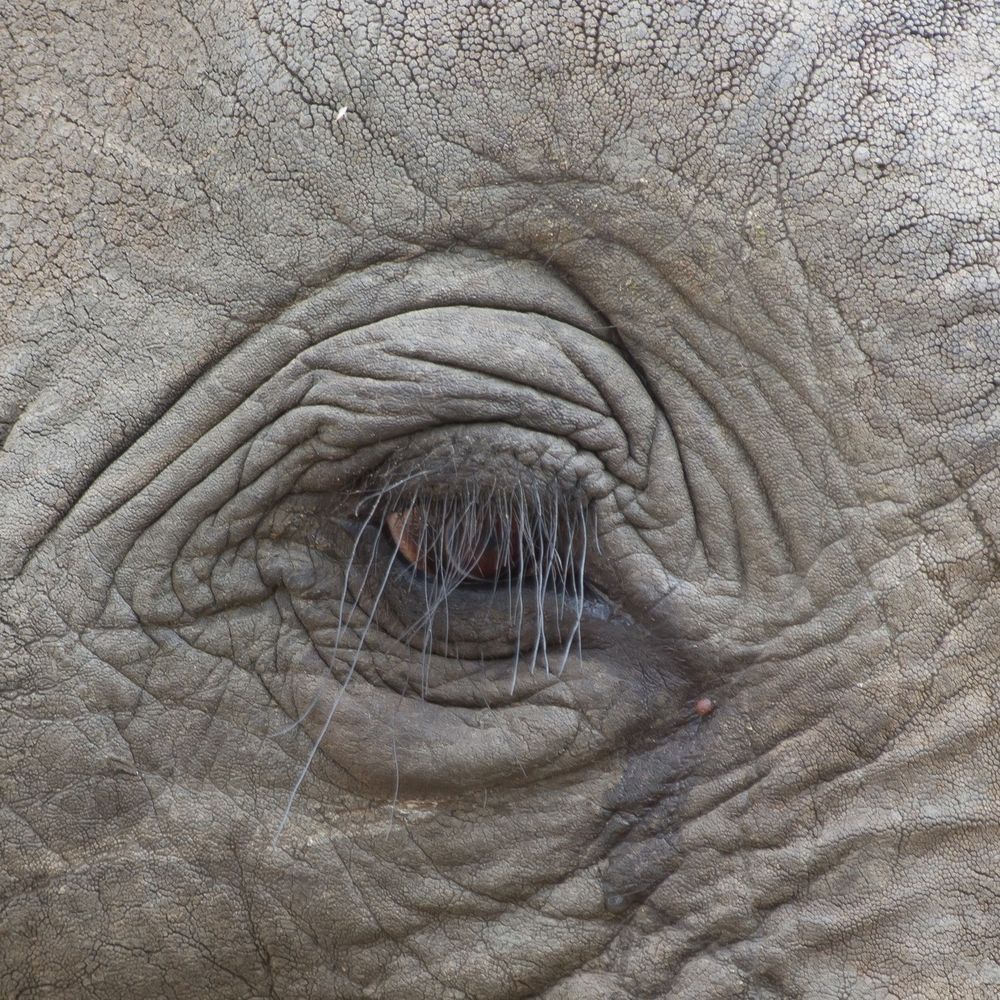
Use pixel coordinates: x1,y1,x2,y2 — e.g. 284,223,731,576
3,1,999,997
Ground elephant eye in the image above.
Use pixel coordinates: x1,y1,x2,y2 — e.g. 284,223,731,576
341,477,593,668
384,502,532,583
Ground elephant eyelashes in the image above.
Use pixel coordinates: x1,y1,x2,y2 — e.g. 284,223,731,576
377,482,586,595
351,477,593,679
384,501,533,583
270,479,595,839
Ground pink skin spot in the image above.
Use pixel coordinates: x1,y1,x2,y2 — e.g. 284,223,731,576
694,697,715,718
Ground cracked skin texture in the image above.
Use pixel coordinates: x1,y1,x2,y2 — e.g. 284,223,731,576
2,1,999,997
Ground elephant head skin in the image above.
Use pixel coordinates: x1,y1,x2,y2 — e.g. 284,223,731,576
2,2,998,997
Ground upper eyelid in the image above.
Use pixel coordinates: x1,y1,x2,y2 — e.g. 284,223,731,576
162,306,644,529
37,252,618,544
51,296,665,640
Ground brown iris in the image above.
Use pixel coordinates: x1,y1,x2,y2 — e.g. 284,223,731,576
384,506,526,582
